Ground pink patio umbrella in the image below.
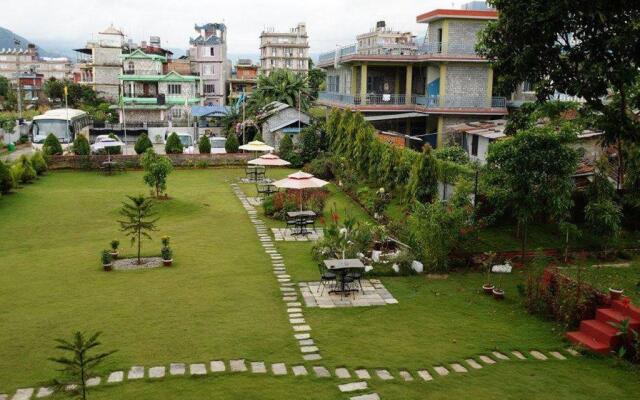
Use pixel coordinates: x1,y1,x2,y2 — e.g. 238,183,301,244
248,153,291,167
273,171,329,210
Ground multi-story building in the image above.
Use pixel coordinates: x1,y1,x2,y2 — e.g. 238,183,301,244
189,23,228,106
316,6,507,148
0,44,71,83
356,21,416,56
260,23,309,76
227,59,259,105
74,25,125,101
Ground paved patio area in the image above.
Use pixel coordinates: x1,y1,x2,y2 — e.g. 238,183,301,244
300,279,398,308
272,228,324,242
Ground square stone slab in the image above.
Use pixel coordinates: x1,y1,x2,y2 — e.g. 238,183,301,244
12,389,34,400
451,363,468,373
492,351,509,360
128,366,144,379
290,318,306,324
35,387,54,398
313,366,331,378
350,394,381,400
86,377,101,387
251,361,267,373
210,360,226,372
399,370,413,381
375,369,393,380
299,339,314,346
511,351,527,360
550,351,567,360
303,354,322,361
272,363,287,375
292,365,308,376
170,363,186,375
530,351,548,360
293,325,311,332
149,366,166,378
417,370,433,381
479,355,496,364
339,381,368,393
465,359,483,369
566,348,580,357
335,368,351,379
230,359,248,372
433,366,449,376
107,371,124,383
300,346,318,353
355,369,371,379
190,363,207,375
294,333,311,340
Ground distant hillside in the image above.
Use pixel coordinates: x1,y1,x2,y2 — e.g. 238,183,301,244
0,26,63,58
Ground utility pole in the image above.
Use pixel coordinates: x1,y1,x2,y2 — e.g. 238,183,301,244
242,91,246,145
14,38,23,120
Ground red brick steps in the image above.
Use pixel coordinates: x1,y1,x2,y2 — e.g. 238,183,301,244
567,299,640,355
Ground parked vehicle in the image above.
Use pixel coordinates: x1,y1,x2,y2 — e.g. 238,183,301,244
31,108,91,152
164,132,196,154
209,137,227,154
91,135,125,154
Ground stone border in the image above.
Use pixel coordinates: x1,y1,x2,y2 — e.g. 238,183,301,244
112,257,164,271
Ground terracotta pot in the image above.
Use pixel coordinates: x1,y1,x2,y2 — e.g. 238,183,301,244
609,288,624,300
109,251,118,259
492,288,505,300
482,284,495,295
163,259,173,267
103,263,113,272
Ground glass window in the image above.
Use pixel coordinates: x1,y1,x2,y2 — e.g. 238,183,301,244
204,84,216,94
209,47,215,56
471,135,479,156
32,120,71,143
167,84,181,95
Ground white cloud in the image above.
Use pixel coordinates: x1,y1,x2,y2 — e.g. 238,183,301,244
3,0,462,56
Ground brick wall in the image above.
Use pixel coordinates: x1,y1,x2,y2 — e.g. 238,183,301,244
446,64,488,99
47,153,252,170
447,20,486,49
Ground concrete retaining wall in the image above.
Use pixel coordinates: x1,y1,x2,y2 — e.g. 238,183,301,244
47,153,252,170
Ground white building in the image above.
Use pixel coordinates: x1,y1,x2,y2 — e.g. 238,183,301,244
260,23,309,76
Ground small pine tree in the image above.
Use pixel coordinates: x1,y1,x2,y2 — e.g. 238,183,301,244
165,132,184,154
118,195,158,264
134,133,153,155
278,134,294,161
408,145,438,204
43,133,63,156
0,161,13,194
16,155,37,183
30,151,48,175
10,163,24,187
72,135,90,156
198,135,211,154
225,133,239,153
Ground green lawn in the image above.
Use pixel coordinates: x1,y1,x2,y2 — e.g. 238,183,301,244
1,169,639,398
562,260,640,303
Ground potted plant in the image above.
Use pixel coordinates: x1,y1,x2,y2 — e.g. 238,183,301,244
492,273,504,300
161,246,173,266
609,278,624,300
482,252,496,295
101,250,113,271
110,240,120,259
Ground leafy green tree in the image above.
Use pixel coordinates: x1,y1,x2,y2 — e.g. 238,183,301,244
255,69,311,111
164,132,183,154
278,134,294,161
307,60,326,100
408,146,438,204
198,135,211,154
140,149,173,198
30,151,47,175
0,161,13,194
433,145,470,165
44,78,65,100
118,195,158,264
584,156,622,255
134,133,153,155
225,132,239,153
72,135,90,156
478,0,640,188
484,126,580,260
49,331,116,400
253,131,263,142
0,76,9,98
299,126,320,164
43,133,63,156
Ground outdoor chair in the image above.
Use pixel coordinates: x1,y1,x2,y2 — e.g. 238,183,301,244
347,269,364,293
317,264,337,295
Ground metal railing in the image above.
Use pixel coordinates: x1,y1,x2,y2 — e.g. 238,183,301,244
319,92,507,109
123,69,163,76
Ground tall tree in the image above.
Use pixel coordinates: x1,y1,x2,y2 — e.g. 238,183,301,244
484,125,580,260
49,331,116,400
408,145,438,204
307,59,326,100
478,1,640,187
118,195,158,264
255,69,311,111
140,149,173,198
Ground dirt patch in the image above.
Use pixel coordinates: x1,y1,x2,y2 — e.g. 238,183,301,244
113,257,164,271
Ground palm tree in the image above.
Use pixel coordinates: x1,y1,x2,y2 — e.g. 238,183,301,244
255,69,311,111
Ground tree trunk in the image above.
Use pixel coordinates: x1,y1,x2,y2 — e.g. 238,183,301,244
564,230,569,263
521,221,528,264
138,229,141,264
80,354,86,400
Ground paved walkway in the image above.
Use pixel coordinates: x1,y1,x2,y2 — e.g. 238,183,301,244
300,280,398,308
272,228,324,242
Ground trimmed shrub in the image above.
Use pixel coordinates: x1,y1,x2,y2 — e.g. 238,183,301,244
107,133,123,155
165,132,184,154
30,151,47,175
225,133,239,153
16,155,37,183
0,161,13,194
43,133,63,155
134,133,154,155
198,135,211,154
72,135,90,155
278,134,294,160
303,154,334,180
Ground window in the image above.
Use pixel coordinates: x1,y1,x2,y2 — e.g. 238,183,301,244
203,64,214,75
471,135,479,156
210,47,215,56
327,76,340,93
204,84,216,94
127,61,134,73
171,108,183,119
167,84,181,95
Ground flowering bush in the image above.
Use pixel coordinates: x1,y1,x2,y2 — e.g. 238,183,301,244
263,189,329,220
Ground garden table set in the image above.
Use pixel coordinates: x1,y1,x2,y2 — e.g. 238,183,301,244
286,210,317,235
322,258,365,297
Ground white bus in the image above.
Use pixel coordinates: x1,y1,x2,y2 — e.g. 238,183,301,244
31,108,92,151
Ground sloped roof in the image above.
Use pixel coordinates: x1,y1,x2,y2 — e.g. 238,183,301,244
123,49,167,62
100,25,124,36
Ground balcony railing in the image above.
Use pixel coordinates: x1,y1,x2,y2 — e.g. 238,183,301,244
318,41,481,64
418,42,478,56
123,69,163,76
318,92,507,109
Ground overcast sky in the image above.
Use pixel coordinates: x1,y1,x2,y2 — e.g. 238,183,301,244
3,0,459,57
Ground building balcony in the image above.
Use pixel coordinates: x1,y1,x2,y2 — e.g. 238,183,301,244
417,42,478,56
317,92,507,114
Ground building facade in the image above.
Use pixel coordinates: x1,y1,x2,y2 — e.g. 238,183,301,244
316,6,506,148
260,23,309,76
0,44,71,84
227,59,258,106
75,25,125,101
189,23,228,106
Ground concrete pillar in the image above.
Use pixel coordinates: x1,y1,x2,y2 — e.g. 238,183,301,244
405,64,413,104
437,115,445,148
487,66,494,107
351,65,358,96
394,67,400,94
360,63,368,102
438,64,447,107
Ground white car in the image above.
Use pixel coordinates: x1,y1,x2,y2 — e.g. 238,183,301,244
91,135,125,154
209,137,227,154
164,133,196,154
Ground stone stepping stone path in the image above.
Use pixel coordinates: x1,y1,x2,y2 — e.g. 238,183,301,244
433,366,449,376
313,366,331,378
511,351,526,360
230,359,248,372
108,370,124,382
271,363,287,376
35,387,53,398
190,364,207,375
211,360,226,372
339,381,368,393
170,363,186,375
549,351,567,360
127,366,144,380
492,351,509,360
251,362,267,374
417,370,433,381
375,369,394,380
86,377,101,387
479,355,496,365
530,351,548,361
465,359,483,369
335,367,351,379
450,363,467,373
350,394,381,400
355,369,371,379
292,365,308,376
149,366,165,378
12,389,33,400
399,371,414,381
231,184,322,361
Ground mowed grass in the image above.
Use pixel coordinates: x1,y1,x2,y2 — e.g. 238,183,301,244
0,170,298,391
